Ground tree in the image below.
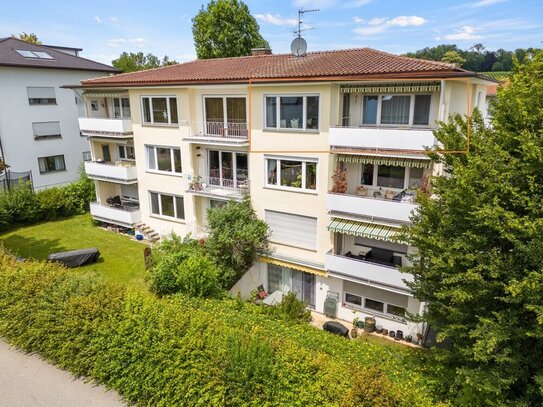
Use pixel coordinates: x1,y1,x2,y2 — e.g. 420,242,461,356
111,52,178,73
205,198,270,288
12,32,41,44
192,0,269,59
441,50,466,67
404,52,543,405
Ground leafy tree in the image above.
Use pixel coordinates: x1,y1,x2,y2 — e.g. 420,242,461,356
111,52,178,73
405,52,543,405
441,50,466,67
12,32,41,44
0,159,8,172
206,198,270,288
192,0,269,59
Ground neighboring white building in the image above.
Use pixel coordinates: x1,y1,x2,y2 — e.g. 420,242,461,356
75,48,495,338
0,37,118,189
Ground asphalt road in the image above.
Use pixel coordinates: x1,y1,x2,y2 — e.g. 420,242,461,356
0,339,125,407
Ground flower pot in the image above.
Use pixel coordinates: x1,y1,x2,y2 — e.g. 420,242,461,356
382,328,389,336
350,328,358,338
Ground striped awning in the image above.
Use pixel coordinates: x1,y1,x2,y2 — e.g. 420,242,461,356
336,154,431,169
83,91,129,98
340,82,440,94
327,218,400,242
88,137,130,145
258,256,326,277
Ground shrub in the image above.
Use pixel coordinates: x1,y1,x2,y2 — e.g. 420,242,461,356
0,248,440,406
271,291,312,322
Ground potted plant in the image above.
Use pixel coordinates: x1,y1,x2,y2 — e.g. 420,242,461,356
351,315,359,338
189,175,203,191
416,332,423,346
356,185,368,196
331,167,347,193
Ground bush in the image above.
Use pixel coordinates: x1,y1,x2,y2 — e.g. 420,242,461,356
150,236,222,298
270,291,312,322
0,248,440,406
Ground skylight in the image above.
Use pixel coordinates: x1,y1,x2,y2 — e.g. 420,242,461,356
15,49,55,60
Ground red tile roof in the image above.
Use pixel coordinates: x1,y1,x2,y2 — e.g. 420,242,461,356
81,48,475,87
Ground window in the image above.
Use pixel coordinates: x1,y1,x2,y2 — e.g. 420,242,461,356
345,293,362,307
149,192,184,219
360,163,374,185
268,264,315,307
204,96,247,135
344,292,406,319
265,210,317,249
118,145,135,160
408,167,424,189
264,95,319,130
364,298,385,313
82,151,92,162
210,199,227,209
16,49,54,59
361,94,432,127
266,157,317,191
32,121,61,139
27,87,56,105
377,165,405,189
141,96,178,125
38,155,65,173
113,98,131,118
208,150,248,187
146,146,182,174
90,100,99,111
386,304,406,317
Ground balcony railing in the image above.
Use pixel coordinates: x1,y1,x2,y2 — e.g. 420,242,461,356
84,161,137,184
329,126,435,151
182,120,249,143
325,250,412,290
90,202,141,227
79,117,133,136
186,175,250,200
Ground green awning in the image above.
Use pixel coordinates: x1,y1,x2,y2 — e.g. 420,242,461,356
83,91,129,98
88,137,130,145
336,154,431,169
340,82,440,94
327,218,401,242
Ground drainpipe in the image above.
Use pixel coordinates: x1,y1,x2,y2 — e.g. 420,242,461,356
438,79,446,122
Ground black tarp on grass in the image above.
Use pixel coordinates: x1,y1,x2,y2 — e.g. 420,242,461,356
47,248,100,268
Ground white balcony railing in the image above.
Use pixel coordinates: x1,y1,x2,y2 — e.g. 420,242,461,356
90,202,141,227
183,121,249,144
327,192,417,223
84,161,138,184
186,175,250,200
79,117,133,135
329,126,435,151
325,251,412,290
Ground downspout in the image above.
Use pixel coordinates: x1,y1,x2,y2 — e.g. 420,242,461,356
438,79,446,121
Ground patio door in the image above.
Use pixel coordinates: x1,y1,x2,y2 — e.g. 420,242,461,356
204,97,247,136
267,264,316,308
208,150,248,187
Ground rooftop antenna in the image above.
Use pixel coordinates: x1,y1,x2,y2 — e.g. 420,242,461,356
291,8,319,57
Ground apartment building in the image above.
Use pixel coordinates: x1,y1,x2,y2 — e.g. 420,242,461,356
75,48,494,337
0,37,118,189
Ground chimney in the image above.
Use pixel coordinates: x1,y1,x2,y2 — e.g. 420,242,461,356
251,48,272,56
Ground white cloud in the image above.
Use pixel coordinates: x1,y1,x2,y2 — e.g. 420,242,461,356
353,16,365,24
442,25,481,40
109,17,118,22
106,38,147,48
353,15,427,36
470,0,507,7
255,14,297,26
94,16,102,24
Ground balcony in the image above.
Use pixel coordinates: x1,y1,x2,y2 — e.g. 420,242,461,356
90,202,141,227
325,251,412,291
79,118,133,137
328,191,417,223
182,121,249,146
185,175,250,201
84,161,138,184
329,126,435,152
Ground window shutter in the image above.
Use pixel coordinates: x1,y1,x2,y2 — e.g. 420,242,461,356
32,121,61,138
27,87,56,99
265,210,317,249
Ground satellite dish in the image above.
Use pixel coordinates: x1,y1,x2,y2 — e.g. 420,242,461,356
291,37,307,57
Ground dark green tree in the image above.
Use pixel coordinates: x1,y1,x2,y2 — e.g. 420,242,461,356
112,52,178,73
192,0,269,59
205,198,270,288
404,52,543,405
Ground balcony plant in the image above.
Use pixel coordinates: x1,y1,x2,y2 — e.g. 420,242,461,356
356,185,368,196
331,167,347,194
189,175,203,191
351,314,359,338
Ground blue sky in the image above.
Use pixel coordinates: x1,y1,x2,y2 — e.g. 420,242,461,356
1,0,541,65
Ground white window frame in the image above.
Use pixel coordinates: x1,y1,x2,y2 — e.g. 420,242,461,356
118,145,135,161
38,155,66,174
344,291,407,321
82,151,92,162
206,149,249,187
112,97,131,119
263,94,320,131
146,145,182,175
359,164,424,191
140,96,178,126
265,156,318,193
148,191,185,221
27,86,57,105
361,94,432,128
202,95,247,128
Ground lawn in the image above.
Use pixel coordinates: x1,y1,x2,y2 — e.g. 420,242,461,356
0,214,147,285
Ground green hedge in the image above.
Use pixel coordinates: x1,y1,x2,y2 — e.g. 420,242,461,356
0,172,94,231
0,249,442,406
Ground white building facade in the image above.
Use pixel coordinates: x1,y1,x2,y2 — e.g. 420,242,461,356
0,37,118,189
77,48,494,338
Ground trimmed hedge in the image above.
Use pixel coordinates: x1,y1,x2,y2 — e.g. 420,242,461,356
0,249,443,406
0,172,94,231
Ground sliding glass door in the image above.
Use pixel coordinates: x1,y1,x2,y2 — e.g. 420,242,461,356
204,97,247,136
208,150,248,188
267,264,315,308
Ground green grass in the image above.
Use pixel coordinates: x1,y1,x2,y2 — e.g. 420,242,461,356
0,214,148,285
